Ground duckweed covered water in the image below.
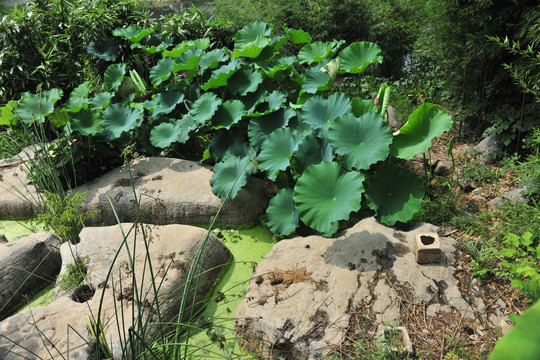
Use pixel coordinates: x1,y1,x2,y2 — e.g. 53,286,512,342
0,220,44,242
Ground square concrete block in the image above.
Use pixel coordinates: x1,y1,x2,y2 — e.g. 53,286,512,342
377,325,414,356
414,232,441,264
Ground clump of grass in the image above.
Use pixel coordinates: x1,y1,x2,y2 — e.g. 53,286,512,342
58,256,90,292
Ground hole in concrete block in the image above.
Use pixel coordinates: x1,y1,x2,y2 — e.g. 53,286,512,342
72,284,95,303
420,235,435,245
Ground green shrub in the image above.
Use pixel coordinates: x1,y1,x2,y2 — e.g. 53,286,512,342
58,255,90,292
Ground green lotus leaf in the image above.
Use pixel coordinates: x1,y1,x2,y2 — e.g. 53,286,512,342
294,161,365,236
213,100,245,129
210,127,250,161
148,90,184,118
162,38,210,57
64,82,90,112
232,21,273,59
131,34,172,54
365,163,424,226
260,56,296,81
489,300,540,360
202,59,241,91
302,65,331,94
87,38,119,61
113,24,154,43
16,89,63,125
104,63,126,92
390,103,453,160
189,92,222,125
198,48,230,72
258,127,300,181
248,107,296,149
267,188,298,236
102,103,143,139
246,90,288,117
150,58,174,87
351,97,377,117
298,40,344,65
298,92,351,137
284,27,312,44
150,121,181,148
294,134,334,176
69,109,104,136
320,58,340,87
0,100,18,125
172,47,204,72
50,108,70,127
232,37,272,59
328,112,392,170
176,115,198,144
338,41,383,74
228,67,263,96
210,154,255,199
90,92,114,112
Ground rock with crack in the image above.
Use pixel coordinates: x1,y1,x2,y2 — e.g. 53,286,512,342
235,217,512,359
75,157,268,226
0,232,61,321
0,224,230,359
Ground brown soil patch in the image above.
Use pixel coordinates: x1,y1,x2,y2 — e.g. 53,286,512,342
265,268,329,292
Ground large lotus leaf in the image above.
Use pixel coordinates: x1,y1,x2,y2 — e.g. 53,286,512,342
246,90,287,117
390,103,453,160
113,24,154,43
232,36,272,59
228,67,263,96
202,59,241,91
258,127,299,181
294,161,365,236
298,40,344,65
172,47,204,72
489,300,540,360
87,37,119,61
148,90,184,118
150,121,182,148
162,38,211,57
102,103,143,139
50,108,70,127
260,56,296,81
232,21,272,59
351,97,377,117
266,188,298,236
104,63,126,92
213,100,245,129
284,27,312,44
338,42,383,74
90,92,114,112
150,58,174,87
64,82,90,112
365,163,424,226
131,34,172,54
69,109,104,136
209,127,250,161
16,89,63,125
298,92,351,137
248,108,296,149
198,48,229,72
302,65,331,94
189,92,222,125
210,154,255,199
0,100,18,125
328,112,392,170
175,115,197,144
294,134,333,176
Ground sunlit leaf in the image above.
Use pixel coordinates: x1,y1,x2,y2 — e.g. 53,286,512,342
258,127,300,180
150,121,182,148
172,47,204,72
199,48,230,72
298,92,351,137
302,64,331,94
390,103,453,160
90,92,114,112
189,92,222,125
210,153,255,199
328,112,392,170
104,63,126,92
102,103,143,139
150,58,174,86
284,27,312,44
338,41,383,74
298,40,344,64
16,89,63,125
113,24,154,43
0,100,19,125
232,21,273,59
163,38,210,57
64,82,90,112
202,59,241,91
294,161,364,236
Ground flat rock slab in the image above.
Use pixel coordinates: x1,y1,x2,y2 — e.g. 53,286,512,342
0,162,40,218
75,157,269,226
235,217,511,359
0,232,61,320
0,223,230,359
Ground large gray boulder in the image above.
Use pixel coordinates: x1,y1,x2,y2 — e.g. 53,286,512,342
235,217,511,359
488,186,529,208
0,232,61,320
75,157,269,226
0,224,231,359
474,135,501,164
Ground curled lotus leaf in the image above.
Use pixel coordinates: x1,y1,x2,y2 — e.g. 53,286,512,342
267,188,299,236
113,24,154,43
64,82,91,112
298,40,344,64
213,100,245,129
210,153,255,199
16,89,63,125
69,109,104,136
202,59,241,91
189,92,222,125
257,127,300,181
294,161,365,236
284,27,312,44
150,121,181,148
338,41,383,74
102,103,143,139
150,58,174,87
104,63,126,92
228,67,263,96
298,92,351,137
248,107,296,150
199,48,230,72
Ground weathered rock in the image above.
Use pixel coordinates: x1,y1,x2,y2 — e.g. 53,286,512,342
474,135,500,164
0,232,61,320
488,186,529,208
0,234,7,243
0,224,231,359
235,217,509,359
0,162,41,218
434,161,453,176
75,157,268,226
